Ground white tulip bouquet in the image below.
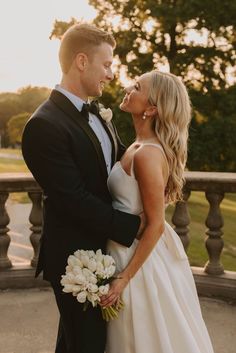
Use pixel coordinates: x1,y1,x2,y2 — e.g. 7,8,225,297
60,249,124,321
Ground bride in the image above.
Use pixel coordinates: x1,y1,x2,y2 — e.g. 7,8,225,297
102,70,214,353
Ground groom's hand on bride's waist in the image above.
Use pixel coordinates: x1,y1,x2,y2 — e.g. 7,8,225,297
136,212,146,240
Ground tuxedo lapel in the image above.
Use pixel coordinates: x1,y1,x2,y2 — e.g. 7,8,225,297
50,90,108,179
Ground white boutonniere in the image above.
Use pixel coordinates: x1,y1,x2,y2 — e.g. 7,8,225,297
99,104,113,123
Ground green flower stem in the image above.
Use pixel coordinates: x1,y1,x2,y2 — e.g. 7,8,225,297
100,298,125,322
83,301,89,312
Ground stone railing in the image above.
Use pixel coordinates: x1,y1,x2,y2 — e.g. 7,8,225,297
173,171,236,300
0,172,236,299
0,173,44,288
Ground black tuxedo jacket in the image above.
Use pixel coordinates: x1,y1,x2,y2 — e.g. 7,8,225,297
22,90,140,281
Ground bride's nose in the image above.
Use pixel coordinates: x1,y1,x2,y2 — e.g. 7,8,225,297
124,86,132,94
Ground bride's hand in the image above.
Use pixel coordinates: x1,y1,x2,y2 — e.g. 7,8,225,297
100,275,129,307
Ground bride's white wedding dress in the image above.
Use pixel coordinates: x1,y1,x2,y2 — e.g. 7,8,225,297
106,143,214,353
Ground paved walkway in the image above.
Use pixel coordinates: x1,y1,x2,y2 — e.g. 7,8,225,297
0,152,23,160
0,288,235,353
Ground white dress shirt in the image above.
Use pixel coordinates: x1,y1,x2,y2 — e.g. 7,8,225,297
55,85,112,174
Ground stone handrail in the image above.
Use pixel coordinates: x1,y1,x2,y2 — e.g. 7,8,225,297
175,172,236,276
0,172,236,299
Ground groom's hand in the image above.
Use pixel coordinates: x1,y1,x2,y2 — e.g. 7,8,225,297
136,212,146,239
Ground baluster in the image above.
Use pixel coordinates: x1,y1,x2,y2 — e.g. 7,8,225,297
28,191,42,267
172,189,191,251
204,191,224,275
0,192,12,269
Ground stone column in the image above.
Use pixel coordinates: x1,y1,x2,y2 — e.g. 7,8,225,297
28,191,42,268
0,192,12,269
172,190,191,251
204,191,224,275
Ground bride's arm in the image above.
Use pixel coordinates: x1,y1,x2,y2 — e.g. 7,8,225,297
101,145,168,307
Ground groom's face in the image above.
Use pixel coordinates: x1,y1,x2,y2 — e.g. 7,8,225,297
81,42,114,97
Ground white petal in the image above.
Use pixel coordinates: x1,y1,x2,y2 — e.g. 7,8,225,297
76,291,87,303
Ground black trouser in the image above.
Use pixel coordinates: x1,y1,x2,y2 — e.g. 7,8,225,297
50,280,106,353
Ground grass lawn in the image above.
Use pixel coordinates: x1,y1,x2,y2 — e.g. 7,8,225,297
1,149,235,271
0,148,29,173
0,148,30,202
0,158,29,173
166,192,236,271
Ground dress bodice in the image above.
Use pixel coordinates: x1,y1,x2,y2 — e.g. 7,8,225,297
107,143,168,216
107,161,143,215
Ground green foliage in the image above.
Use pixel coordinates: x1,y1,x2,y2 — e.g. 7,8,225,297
7,112,30,146
49,18,78,40
188,85,236,171
49,1,236,171
90,0,236,170
89,0,236,92
0,86,50,147
0,93,21,130
17,86,50,113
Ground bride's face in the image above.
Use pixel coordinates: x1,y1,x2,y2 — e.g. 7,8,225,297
120,73,151,115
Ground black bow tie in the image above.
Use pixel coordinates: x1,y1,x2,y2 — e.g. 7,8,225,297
81,100,99,121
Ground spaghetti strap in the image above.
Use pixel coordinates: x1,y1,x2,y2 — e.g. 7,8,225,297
130,143,169,177
130,157,136,177
142,143,165,154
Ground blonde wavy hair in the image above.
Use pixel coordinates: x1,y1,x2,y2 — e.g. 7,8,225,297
148,70,191,203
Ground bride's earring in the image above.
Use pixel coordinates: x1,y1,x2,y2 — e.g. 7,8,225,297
142,113,147,120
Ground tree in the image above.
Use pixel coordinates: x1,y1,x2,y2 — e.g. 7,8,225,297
0,86,50,147
89,0,236,92
0,93,21,130
17,86,50,113
188,84,236,171
7,112,30,146
50,3,236,170
87,0,236,170
49,18,78,40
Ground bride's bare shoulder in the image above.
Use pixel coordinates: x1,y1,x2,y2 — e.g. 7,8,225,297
133,144,168,182
134,144,165,165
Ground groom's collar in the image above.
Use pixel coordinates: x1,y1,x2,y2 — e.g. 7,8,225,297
54,84,86,112
50,89,109,180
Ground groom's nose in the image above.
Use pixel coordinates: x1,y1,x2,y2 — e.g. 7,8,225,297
106,67,114,81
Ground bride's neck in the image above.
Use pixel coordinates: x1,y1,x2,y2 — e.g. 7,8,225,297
132,114,157,143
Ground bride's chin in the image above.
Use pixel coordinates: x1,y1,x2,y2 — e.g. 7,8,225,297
119,102,128,111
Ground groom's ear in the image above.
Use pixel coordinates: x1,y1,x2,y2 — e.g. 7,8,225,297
75,53,88,71
145,106,158,118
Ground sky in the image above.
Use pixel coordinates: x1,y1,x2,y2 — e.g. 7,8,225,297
0,0,97,92
1,1,234,93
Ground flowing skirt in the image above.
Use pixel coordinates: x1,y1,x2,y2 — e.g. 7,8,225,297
106,222,214,353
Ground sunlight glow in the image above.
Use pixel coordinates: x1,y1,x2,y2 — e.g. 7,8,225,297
0,1,234,92
0,0,97,92
185,29,208,46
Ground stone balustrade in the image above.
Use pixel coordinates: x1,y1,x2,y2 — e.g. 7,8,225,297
0,172,236,299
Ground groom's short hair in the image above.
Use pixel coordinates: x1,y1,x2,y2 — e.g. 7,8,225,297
59,23,116,74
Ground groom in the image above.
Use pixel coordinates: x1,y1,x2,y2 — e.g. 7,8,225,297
22,23,142,353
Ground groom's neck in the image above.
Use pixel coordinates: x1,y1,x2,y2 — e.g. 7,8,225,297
60,75,88,101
